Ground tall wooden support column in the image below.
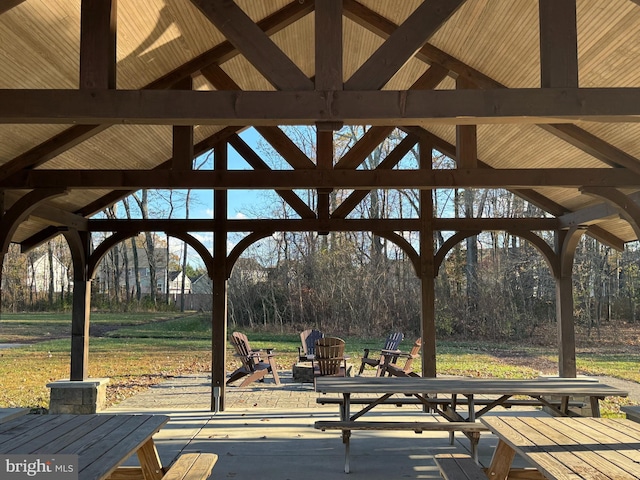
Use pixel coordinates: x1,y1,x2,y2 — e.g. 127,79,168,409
0,191,5,318
211,142,228,412
64,229,93,380
419,139,436,378
555,228,583,378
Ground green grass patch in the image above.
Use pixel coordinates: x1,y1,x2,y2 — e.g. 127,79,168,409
0,314,637,416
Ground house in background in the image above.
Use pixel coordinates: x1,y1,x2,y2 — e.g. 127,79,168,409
27,254,71,293
191,274,212,294
158,270,192,295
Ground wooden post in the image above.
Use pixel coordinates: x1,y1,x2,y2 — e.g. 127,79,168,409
70,231,92,381
555,229,582,378
539,0,578,89
80,0,117,90
419,139,436,378
212,142,228,411
316,129,333,234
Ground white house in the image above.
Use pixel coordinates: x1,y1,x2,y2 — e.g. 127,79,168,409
157,270,192,295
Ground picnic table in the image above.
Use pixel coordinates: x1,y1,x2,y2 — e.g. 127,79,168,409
314,376,628,422
314,376,628,473
481,416,640,479
0,413,217,480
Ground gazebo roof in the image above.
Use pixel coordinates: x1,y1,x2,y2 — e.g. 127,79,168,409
2,0,640,249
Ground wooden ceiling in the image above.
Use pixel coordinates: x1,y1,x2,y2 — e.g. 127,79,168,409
2,0,640,251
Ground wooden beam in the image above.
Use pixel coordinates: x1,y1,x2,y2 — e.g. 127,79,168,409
0,0,27,15
7,168,640,189
557,194,640,229
539,0,578,88
200,64,316,171
80,0,117,89
172,77,194,171
332,134,417,218
456,77,477,169
335,127,395,169
315,0,342,91
86,217,560,233
227,134,316,219
253,127,316,169
317,130,333,231
3,88,640,125
344,0,640,174
190,0,313,91
0,1,311,182
345,0,465,91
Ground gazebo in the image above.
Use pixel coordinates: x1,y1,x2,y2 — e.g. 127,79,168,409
1,0,640,411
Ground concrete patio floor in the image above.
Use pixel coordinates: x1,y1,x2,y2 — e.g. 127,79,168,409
105,373,548,479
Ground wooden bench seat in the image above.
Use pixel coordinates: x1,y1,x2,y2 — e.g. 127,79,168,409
434,453,487,480
315,420,488,474
163,453,218,480
621,405,640,423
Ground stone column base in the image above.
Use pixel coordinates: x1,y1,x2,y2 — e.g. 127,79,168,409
47,378,109,414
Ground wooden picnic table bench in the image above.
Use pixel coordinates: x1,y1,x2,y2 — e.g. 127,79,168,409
314,419,488,474
0,407,29,424
434,453,487,480
162,452,218,480
0,413,217,480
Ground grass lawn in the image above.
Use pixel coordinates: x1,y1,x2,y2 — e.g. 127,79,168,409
0,312,638,416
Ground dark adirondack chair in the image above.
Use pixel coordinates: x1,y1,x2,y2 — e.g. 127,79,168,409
379,338,422,377
227,331,281,387
358,331,404,376
298,328,324,362
313,337,347,378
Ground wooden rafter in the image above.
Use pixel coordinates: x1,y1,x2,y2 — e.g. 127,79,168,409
190,0,313,91
332,134,418,219
345,0,466,91
227,134,316,219
0,0,26,15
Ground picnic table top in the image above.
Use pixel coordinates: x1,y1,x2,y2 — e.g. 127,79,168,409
0,408,29,424
0,413,169,480
482,416,640,480
314,376,629,397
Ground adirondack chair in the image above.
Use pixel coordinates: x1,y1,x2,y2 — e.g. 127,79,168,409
298,328,324,362
378,338,422,377
227,331,281,387
358,331,404,376
312,337,348,378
